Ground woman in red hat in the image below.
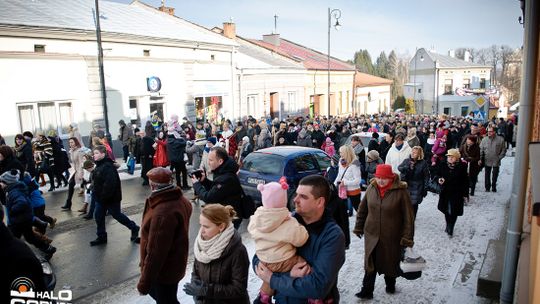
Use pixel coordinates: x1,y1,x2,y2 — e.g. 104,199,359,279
353,164,415,299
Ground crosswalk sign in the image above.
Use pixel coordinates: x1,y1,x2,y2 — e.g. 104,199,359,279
472,110,486,122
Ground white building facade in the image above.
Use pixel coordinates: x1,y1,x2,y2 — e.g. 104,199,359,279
214,24,307,120
407,48,492,116
0,0,237,143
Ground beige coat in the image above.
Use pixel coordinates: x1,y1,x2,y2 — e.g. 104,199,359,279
353,176,415,277
248,207,308,263
69,147,86,184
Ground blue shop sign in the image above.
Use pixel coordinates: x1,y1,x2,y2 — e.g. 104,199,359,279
147,76,161,92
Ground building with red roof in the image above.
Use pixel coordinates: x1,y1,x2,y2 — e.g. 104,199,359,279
250,33,356,117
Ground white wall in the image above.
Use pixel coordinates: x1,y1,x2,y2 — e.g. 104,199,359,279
355,85,391,115
0,35,234,141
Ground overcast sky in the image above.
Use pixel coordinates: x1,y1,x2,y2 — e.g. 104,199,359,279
111,0,524,61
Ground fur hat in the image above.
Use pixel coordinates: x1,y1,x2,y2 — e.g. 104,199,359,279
0,169,20,185
257,177,289,209
146,167,172,184
446,148,461,159
367,150,380,162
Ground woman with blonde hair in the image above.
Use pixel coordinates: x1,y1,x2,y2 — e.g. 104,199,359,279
184,204,249,303
398,146,430,218
334,145,362,211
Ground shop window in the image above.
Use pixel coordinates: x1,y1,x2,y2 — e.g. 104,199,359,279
195,96,223,122
480,78,486,89
444,79,453,95
461,106,469,117
443,107,451,115
288,91,296,112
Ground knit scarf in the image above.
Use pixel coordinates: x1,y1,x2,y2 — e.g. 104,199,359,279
194,223,235,264
377,181,394,198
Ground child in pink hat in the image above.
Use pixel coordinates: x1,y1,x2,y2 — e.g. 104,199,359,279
248,177,309,304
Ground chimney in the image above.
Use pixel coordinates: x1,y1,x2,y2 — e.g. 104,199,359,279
448,49,455,58
158,4,175,16
223,22,236,39
464,50,471,62
262,33,280,46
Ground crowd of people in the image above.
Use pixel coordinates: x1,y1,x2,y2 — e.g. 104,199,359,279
0,110,517,303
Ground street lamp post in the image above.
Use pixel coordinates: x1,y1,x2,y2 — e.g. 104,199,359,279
327,8,341,118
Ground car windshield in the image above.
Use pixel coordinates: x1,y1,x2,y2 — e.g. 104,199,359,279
241,153,284,175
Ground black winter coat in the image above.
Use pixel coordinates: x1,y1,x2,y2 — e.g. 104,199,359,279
166,136,186,163
193,157,242,215
0,223,46,297
435,161,469,216
0,156,25,177
48,136,70,173
379,140,392,162
311,130,325,149
92,157,122,205
368,139,379,152
15,140,35,177
191,230,250,304
398,158,430,205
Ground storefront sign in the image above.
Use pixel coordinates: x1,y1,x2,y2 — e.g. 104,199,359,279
147,76,161,92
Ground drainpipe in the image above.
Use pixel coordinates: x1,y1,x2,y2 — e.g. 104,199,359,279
500,0,539,302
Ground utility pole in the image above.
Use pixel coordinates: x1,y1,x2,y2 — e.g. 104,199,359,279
94,0,112,146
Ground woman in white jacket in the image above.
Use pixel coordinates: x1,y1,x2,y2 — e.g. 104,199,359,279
385,133,412,174
335,145,362,211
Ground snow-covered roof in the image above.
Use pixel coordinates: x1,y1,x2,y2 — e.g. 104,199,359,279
0,0,236,46
421,48,491,69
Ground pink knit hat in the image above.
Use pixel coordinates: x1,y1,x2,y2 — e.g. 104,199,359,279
257,177,289,209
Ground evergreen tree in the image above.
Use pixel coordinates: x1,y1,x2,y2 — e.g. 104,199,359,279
375,51,389,78
353,49,375,75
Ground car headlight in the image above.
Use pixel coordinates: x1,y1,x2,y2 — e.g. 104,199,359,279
41,262,53,275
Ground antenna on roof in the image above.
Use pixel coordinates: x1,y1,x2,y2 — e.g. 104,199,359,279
273,14,279,34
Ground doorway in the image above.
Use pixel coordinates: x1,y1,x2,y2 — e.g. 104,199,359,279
270,92,279,118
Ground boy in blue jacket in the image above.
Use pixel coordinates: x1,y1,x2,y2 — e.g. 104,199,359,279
0,169,56,260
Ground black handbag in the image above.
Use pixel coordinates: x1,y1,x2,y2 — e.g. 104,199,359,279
426,177,442,194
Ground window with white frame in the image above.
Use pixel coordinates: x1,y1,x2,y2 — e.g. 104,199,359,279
18,101,73,135
287,91,296,113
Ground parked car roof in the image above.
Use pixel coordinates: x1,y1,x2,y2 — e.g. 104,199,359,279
345,132,388,146
254,146,326,157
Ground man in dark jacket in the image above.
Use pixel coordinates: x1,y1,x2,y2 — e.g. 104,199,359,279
166,133,190,190
118,119,134,162
0,169,56,259
192,147,243,228
311,123,326,149
368,132,380,152
137,167,192,303
254,175,346,303
90,145,139,246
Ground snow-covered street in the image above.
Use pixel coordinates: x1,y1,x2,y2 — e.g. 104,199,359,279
82,156,513,304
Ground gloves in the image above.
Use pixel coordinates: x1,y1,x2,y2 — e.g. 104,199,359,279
183,278,208,297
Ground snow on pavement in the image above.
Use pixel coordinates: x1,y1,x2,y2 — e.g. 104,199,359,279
83,156,513,304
